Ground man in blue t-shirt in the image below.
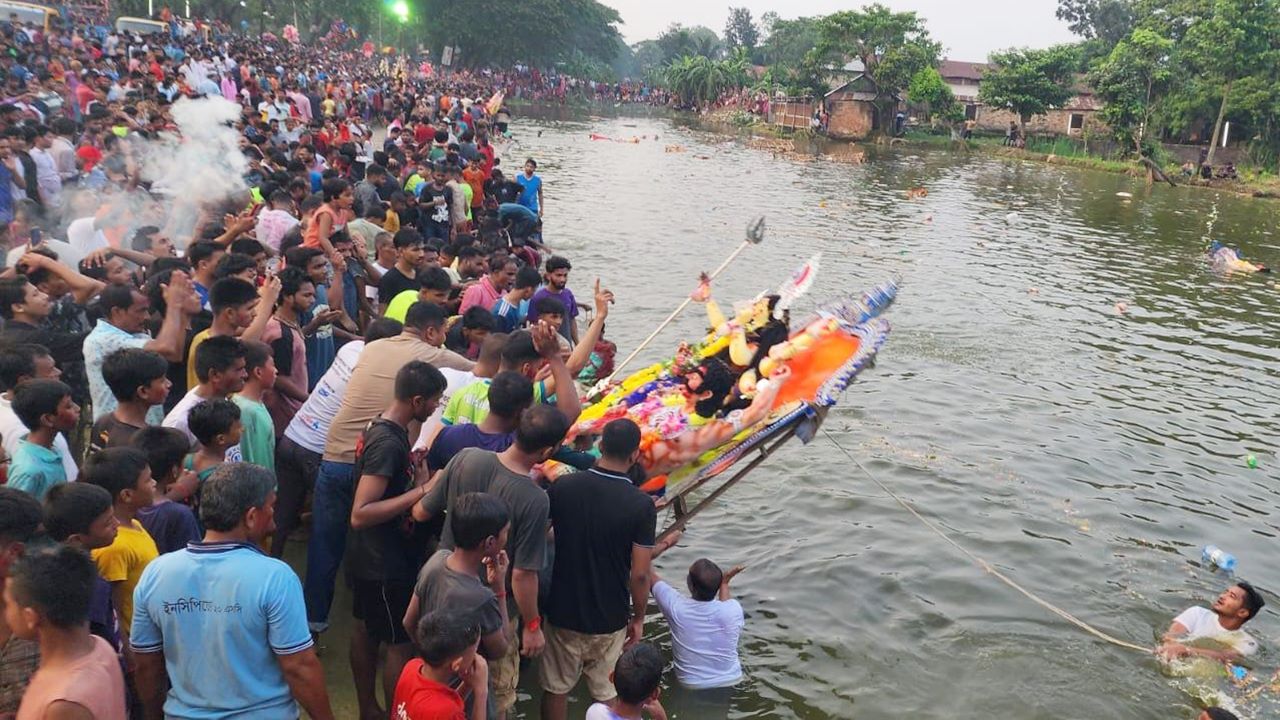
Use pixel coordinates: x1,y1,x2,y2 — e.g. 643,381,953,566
515,158,543,215
131,463,336,720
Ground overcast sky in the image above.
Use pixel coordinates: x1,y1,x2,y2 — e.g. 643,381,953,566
606,0,1079,62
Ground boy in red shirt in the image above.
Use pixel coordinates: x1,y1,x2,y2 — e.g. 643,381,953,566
393,610,488,720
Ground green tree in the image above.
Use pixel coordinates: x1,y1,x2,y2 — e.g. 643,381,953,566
1056,0,1136,45
908,66,963,134
664,54,749,106
807,4,942,134
757,16,820,82
1089,27,1174,152
979,45,1080,137
724,7,760,52
418,0,622,68
656,24,724,61
1178,0,1279,165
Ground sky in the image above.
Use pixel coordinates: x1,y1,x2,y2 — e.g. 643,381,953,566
605,0,1079,62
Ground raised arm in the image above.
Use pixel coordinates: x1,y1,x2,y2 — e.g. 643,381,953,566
21,252,104,305
144,270,196,361
240,275,281,343
531,321,580,422
565,279,612,376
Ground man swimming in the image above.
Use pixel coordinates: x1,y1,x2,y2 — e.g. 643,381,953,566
1158,582,1264,663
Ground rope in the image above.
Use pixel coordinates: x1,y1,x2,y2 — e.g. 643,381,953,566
822,427,1153,655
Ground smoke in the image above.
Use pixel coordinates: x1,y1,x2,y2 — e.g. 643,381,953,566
138,95,250,244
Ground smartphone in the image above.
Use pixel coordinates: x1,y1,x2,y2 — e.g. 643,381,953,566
28,228,41,247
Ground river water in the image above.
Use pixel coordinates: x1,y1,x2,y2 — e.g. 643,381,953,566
505,110,1280,719
314,111,1280,718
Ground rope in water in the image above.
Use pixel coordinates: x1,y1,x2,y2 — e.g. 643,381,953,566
821,427,1153,655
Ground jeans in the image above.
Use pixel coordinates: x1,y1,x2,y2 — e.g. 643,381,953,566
270,436,321,558
303,460,355,633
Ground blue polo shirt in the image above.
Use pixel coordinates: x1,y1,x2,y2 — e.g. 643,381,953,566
131,541,313,719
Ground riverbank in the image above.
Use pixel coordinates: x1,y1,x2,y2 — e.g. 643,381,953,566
691,106,1280,200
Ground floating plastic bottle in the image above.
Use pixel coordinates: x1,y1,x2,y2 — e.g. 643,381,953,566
1202,545,1237,573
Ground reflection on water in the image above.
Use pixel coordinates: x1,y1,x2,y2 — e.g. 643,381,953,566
317,111,1280,719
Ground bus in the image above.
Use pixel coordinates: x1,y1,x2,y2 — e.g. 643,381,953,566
0,1,57,31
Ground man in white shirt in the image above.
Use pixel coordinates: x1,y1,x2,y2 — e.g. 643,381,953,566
649,555,745,689
1159,582,1264,663
27,128,60,212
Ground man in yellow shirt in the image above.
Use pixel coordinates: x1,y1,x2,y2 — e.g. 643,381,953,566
185,277,277,390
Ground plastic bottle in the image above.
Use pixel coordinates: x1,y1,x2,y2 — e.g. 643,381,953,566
1202,545,1237,573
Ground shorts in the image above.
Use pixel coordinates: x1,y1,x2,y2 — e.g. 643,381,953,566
538,624,626,700
491,619,520,712
350,578,414,645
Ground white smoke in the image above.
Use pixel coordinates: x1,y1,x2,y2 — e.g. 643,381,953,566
138,95,250,245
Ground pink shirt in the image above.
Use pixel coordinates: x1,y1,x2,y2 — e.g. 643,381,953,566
17,636,126,720
458,275,500,315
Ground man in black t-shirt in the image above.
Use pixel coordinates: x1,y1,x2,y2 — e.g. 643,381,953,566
417,164,454,242
377,228,427,314
540,418,657,720
345,360,446,720
485,168,523,206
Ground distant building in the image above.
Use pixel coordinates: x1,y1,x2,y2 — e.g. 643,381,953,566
939,58,1104,136
823,74,884,140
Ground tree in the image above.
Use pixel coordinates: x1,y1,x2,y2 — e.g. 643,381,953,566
724,7,760,52
1089,27,1174,152
757,16,820,72
807,4,942,135
908,66,964,135
418,0,622,68
1178,0,1279,165
663,54,749,106
656,24,724,62
1056,0,1136,45
979,45,1080,137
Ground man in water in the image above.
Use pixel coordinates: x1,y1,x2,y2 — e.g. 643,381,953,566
1158,582,1264,663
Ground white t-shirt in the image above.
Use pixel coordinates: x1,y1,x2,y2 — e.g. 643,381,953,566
414,367,476,450
651,580,744,689
1172,606,1259,656
283,341,364,454
0,394,77,481
162,388,241,461
585,703,628,720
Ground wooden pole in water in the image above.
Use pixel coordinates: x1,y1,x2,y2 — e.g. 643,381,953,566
600,216,766,389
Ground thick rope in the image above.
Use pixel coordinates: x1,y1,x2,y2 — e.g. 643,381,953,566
823,427,1153,655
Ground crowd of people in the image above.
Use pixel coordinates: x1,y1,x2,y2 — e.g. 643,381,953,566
0,9,760,720
0,8,1263,720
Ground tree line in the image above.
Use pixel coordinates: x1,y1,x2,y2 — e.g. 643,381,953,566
610,1,1280,166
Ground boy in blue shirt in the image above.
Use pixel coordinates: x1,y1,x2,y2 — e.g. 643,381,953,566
8,378,78,500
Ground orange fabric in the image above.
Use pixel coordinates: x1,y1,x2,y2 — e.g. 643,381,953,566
770,332,860,409
462,168,485,208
